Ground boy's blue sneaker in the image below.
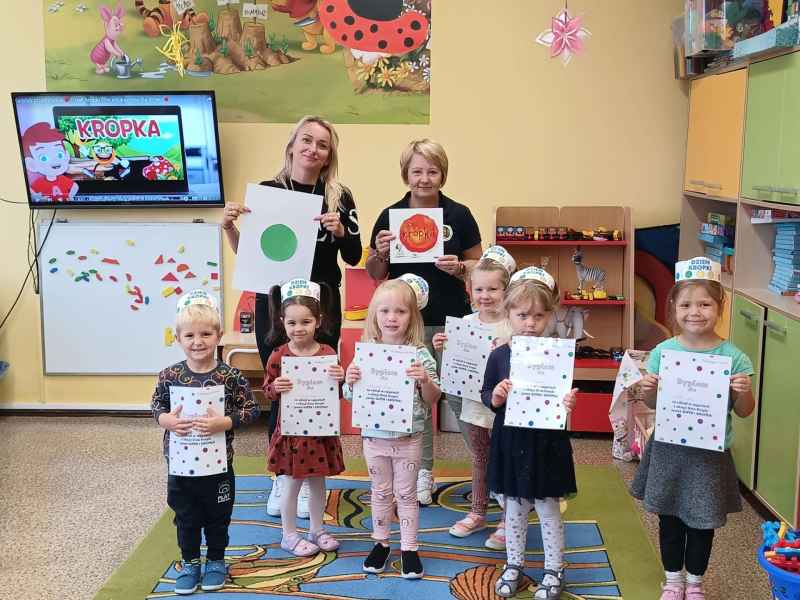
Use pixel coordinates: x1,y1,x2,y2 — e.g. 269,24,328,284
175,560,201,595
201,559,227,591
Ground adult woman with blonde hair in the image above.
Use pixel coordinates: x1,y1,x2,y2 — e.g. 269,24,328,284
367,138,482,505
223,115,362,516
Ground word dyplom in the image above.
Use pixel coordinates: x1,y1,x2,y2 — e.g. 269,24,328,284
76,117,162,139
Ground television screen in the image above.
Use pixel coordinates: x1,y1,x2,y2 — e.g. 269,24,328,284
12,91,224,208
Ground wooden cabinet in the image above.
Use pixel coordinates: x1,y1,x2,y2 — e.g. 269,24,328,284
684,69,747,199
742,53,800,205
494,206,634,433
728,294,764,489
754,310,800,527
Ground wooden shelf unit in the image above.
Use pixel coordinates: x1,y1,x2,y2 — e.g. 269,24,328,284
495,205,634,433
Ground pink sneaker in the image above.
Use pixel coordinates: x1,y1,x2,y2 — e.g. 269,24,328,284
684,584,705,600
484,520,506,550
449,513,486,537
659,583,685,600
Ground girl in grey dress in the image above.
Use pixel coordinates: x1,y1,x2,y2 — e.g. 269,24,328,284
630,264,755,600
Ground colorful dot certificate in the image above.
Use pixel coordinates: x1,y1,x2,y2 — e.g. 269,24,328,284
351,342,416,433
505,336,576,430
279,355,341,437
655,349,731,452
168,385,227,477
441,316,494,403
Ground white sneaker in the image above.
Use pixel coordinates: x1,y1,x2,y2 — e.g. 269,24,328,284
417,468,435,505
297,478,311,519
266,474,286,517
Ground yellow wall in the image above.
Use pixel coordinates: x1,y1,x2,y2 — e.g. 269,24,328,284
0,2,688,408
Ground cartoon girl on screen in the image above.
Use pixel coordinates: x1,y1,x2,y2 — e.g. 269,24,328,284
22,122,78,203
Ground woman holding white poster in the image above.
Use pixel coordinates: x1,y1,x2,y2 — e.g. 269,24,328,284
222,116,362,431
631,258,754,600
366,139,482,504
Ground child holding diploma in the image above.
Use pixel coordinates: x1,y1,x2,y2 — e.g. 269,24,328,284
344,274,441,579
152,290,259,595
631,258,754,600
433,245,515,544
482,268,578,599
264,279,346,557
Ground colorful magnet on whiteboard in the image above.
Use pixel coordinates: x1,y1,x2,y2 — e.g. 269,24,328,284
135,297,143,304
95,273,103,281
49,267,58,274
174,286,183,295
89,269,97,274
66,250,75,255
210,272,218,280
176,263,189,272
162,287,176,298
90,248,99,255
102,258,119,265
168,257,176,263
125,273,132,282
164,327,176,346
184,271,196,279
154,254,164,265
177,245,185,254
202,279,209,285
67,269,75,277
48,258,57,264
109,275,118,282
144,296,150,305
78,255,87,261
130,305,139,311
126,240,135,246
162,272,178,282
207,261,217,267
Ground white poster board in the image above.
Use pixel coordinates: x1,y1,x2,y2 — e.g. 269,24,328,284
279,355,340,436
655,349,731,452
169,386,227,476
440,316,494,402
351,342,416,433
505,336,576,430
389,208,444,263
38,221,221,374
232,183,322,294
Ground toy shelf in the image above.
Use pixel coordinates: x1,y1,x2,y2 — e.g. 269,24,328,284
498,240,628,247
562,299,627,306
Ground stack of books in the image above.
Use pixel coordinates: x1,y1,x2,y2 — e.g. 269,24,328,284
769,223,800,295
697,212,735,272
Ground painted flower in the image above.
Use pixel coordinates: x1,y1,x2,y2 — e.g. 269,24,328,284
418,53,430,67
392,61,413,81
422,66,431,82
535,9,591,66
375,66,397,88
355,60,375,82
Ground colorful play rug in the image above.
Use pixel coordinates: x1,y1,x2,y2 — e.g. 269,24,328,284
94,460,662,599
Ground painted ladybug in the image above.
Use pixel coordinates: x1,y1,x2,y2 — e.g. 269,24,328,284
399,213,439,253
319,0,429,55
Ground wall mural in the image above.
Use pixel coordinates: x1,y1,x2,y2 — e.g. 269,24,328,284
44,0,432,123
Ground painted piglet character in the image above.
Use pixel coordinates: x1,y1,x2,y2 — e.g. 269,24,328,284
90,3,125,74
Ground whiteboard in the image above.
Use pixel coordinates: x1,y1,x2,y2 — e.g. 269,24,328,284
38,221,222,374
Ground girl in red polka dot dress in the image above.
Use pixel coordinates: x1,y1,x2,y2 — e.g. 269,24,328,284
264,278,345,557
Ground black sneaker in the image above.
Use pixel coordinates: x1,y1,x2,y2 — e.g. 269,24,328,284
400,550,424,579
362,543,391,574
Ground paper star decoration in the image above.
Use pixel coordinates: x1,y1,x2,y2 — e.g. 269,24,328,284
536,8,591,65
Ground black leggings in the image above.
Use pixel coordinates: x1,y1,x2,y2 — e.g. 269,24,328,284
658,514,715,576
254,291,342,440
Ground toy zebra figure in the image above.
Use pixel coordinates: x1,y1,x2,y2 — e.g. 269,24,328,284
572,249,606,293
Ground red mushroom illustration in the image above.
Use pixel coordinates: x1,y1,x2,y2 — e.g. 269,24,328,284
318,0,429,56
142,156,176,181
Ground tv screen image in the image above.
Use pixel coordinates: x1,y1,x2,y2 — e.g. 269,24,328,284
12,92,224,208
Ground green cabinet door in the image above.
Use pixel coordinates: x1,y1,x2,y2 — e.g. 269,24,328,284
729,294,764,489
742,55,787,201
778,53,800,205
755,311,800,527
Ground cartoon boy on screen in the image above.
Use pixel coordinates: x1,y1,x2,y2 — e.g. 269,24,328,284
22,122,78,203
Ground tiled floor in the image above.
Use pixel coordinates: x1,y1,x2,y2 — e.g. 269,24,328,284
0,415,772,600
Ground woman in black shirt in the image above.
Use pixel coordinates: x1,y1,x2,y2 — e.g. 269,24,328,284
222,115,362,437
367,139,482,504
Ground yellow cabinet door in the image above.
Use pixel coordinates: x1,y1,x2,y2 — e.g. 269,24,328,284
684,69,747,199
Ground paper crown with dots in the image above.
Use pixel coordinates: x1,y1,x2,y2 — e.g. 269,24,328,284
674,256,721,283
481,245,517,275
281,278,321,302
510,266,556,291
398,273,429,310
176,289,218,313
